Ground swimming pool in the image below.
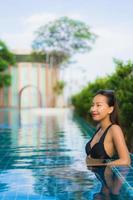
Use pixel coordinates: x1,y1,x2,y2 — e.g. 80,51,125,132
0,108,132,200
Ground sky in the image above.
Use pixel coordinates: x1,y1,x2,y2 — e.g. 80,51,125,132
1,0,133,97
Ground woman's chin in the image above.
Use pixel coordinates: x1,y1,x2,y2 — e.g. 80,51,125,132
92,117,100,122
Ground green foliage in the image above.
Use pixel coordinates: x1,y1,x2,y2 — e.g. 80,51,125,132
0,40,15,65
0,40,16,88
0,58,8,71
71,59,133,151
32,16,97,62
15,51,69,65
53,80,65,95
0,74,11,87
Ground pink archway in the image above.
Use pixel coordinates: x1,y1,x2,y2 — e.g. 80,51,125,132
18,85,42,109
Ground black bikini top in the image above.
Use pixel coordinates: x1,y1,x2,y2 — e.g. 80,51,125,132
85,124,113,159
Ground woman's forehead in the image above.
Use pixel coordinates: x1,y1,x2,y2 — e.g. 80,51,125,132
93,94,108,103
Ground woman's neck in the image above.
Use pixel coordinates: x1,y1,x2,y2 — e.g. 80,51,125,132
99,119,112,130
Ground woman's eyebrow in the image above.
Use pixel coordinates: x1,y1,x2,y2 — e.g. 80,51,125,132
94,101,104,104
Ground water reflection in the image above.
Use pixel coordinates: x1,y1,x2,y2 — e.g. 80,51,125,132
0,128,16,192
86,157,130,200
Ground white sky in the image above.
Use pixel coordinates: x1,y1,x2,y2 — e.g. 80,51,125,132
1,0,133,98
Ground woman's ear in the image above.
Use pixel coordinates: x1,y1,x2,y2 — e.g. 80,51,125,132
108,106,114,114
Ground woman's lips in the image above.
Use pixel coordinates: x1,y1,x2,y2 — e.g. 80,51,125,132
92,113,98,117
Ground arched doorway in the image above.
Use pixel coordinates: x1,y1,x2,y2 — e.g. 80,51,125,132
18,85,42,109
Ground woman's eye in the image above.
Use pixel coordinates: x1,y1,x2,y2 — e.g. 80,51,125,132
97,104,102,107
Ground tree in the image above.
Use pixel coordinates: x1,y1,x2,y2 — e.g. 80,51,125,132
0,40,15,87
32,16,97,108
32,16,97,60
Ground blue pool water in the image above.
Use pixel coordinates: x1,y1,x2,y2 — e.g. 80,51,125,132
0,108,132,200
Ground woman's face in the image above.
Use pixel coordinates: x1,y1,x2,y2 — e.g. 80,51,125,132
90,94,113,122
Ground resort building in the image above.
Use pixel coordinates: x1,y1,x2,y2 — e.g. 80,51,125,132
0,50,61,108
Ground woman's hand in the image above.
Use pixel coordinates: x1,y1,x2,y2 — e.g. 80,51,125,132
86,156,106,167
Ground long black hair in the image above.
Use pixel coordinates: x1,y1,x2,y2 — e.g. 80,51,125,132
95,89,120,125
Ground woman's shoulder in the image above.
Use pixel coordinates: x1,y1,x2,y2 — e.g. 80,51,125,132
110,124,122,131
109,124,124,138
111,123,121,128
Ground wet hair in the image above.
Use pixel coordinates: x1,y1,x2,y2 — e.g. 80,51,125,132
94,89,120,125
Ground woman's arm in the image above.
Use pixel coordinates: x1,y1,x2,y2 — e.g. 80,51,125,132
107,125,131,166
86,156,106,166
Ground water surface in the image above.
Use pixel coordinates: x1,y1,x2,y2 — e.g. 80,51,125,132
0,109,131,200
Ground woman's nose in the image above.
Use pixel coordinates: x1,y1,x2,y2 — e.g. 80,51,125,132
90,106,96,112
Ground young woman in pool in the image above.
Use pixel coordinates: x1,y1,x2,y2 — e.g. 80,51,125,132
85,89,131,166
